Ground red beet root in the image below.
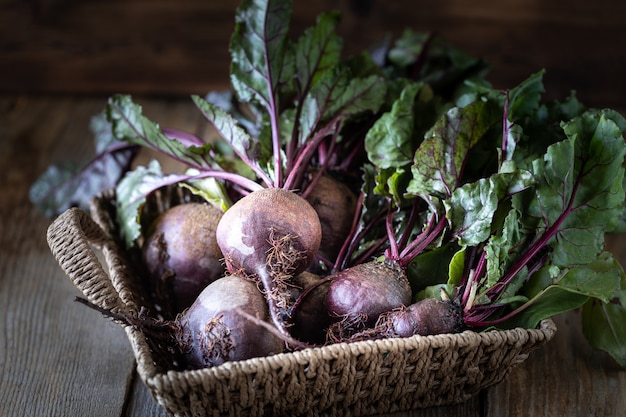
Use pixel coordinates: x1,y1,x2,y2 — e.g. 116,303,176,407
215,188,322,343
142,202,225,314
325,260,412,340
347,298,463,342
176,275,285,369
290,272,332,344
304,174,358,266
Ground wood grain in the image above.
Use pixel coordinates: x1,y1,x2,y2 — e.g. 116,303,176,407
0,96,135,417
2,0,626,110
487,312,626,416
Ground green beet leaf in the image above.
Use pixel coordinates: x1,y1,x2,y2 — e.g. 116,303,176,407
510,252,623,329
294,11,342,100
107,95,214,170
365,82,423,169
505,70,546,122
405,242,460,293
192,95,272,185
582,267,626,368
446,169,534,246
483,207,528,295
521,110,626,267
372,166,411,207
115,160,192,248
407,99,500,202
299,70,386,143
229,0,293,109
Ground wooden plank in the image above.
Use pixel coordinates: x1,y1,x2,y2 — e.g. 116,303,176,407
485,311,626,416
125,377,169,417
2,0,626,110
0,96,136,417
484,234,626,416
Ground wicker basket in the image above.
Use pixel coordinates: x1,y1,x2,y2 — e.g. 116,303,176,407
46,189,557,417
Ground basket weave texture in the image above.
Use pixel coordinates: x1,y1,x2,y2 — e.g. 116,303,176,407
46,189,557,417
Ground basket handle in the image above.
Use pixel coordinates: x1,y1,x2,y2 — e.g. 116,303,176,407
47,207,138,315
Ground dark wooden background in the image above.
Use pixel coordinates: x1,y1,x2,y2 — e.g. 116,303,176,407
2,0,626,110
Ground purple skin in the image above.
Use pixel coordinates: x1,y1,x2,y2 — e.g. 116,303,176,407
289,272,332,344
325,260,412,330
142,202,225,314
346,298,463,342
176,275,285,369
304,174,357,266
215,188,322,342
384,298,463,337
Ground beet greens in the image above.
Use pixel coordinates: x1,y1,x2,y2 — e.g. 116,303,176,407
457,108,626,330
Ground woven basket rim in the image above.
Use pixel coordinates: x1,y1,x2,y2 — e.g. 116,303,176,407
129,313,556,382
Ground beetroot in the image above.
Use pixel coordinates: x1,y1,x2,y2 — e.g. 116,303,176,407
348,298,463,342
289,272,332,344
304,174,358,267
325,260,412,340
142,202,224,314
215,188,322,342
176,275,285,369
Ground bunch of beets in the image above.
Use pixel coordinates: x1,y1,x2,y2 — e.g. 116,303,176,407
31,0,626,370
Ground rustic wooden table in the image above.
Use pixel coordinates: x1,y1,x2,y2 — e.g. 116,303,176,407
2,94,626,417
3,0,626,416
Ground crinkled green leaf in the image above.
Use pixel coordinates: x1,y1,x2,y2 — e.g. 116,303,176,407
506,70,546,122
521,110,626,266
499,71,545,164
372,166,411,206
446,169,534,246
328,74,387,121
299,71,386,142
483,208,527,292
229,0,293,108
192,94,271,182
204,90,260,136
294,11,342,99
407,99,500,201
365,82,423,169
107,95,215,170
582,265,626,368
511,252,623,329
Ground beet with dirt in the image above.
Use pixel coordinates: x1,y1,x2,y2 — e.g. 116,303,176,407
325,260,413,341
215,187,322,343
304,174,358,268
348,298,464,342
142,202,225,314
176,274,285,369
